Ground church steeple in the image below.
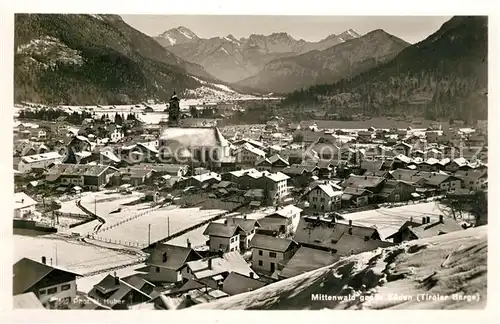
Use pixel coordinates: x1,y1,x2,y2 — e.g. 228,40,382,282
168,90,180,126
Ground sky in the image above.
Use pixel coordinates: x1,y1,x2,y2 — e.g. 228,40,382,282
121,15,452,44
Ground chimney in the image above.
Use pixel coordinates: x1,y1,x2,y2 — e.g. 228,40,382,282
41,256,46,264
208,258,213,269
187,238,191,249
114,272,119,285
426,216,431,224
422,217,426,224
249,272,254,279
439,215,444,223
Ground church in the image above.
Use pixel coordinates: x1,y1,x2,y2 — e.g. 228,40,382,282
158,92,232,169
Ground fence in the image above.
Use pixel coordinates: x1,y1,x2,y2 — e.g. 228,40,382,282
147,201,248,250
93,204,163,235
85,201,247,250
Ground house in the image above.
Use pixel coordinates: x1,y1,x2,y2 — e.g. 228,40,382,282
378,180,416,203
357,131,373,143
341,187,371,207
46,164,118,190
87,273,155,309
445,157,471,172
418,172,462,192
136,163,188,178
264,205,303,236
359,160,384,175
392,142,412,156
137,243,202,283
255,217,288,237
341,175,386,195
261,172,290,202
14,192,37,220
13,257,80,308
294,217,391,255
224,217,261,251
222,168,260,184
203,222,243,253
278,247,340,280
232,138,266,151
249,234,299,274
235,142,266,167
221,272,266,296
183,172,221,189
121,168,155,187
454,170,488,190
158,127,231,168
180,252,258,289
37,129,47,140
98,150,122,166
306,183,343,212
255,154,289,173
18,152,63,173
282,164,319,187
311,142,341,160
107,124,125,143
386,215,465,243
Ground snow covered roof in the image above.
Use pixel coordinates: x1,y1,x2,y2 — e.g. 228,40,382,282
310,184,343,198
265,172,289,182
269,205,303,219
249,234,297,252
185,252,258,280
14,192,37,210
21,152,62,164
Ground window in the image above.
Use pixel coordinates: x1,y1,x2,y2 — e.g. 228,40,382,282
156,267,160,273
61,284,71,291
39,289,46,295
269,252,277,258
258,260,263,266
320,198,325,202
258,250,263,256
47,287,57,294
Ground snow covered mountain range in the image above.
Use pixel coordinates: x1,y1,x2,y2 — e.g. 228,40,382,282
155,26,363,84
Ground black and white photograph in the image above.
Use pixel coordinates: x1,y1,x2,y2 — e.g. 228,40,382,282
5,0,495,318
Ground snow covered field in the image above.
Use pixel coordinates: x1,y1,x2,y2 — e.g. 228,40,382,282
94,206,227,246
193,226,487,310
57,199,88,216
165,224,209,249
79,191,145,221
341,202,467,240
14,234,140,276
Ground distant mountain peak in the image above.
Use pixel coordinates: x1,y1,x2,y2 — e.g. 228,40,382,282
156,26,198,46
338,28,361,40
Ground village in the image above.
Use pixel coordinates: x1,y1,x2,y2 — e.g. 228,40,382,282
13,92,488,310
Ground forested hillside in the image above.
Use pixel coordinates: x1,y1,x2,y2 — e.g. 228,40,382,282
14,14,214,105
282,16,488,121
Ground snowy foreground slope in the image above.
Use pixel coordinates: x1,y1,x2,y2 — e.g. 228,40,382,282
193,226,487,310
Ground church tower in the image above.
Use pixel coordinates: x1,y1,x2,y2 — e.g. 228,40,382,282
168,91,181,126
